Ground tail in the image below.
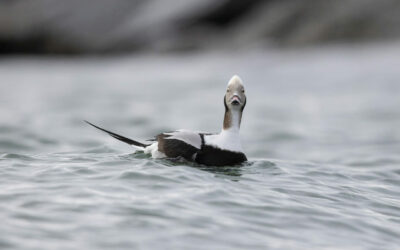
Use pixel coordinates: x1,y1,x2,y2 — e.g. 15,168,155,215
84,120,150,148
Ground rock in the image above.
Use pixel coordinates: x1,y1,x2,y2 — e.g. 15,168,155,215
0,0,399,54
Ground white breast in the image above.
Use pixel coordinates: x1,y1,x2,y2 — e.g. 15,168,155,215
204,129,243,153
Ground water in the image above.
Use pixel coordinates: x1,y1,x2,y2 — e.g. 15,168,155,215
1,43,400,249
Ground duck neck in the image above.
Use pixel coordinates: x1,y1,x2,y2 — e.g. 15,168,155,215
223,108,242,133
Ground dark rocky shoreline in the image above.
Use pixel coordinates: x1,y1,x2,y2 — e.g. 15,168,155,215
1,0,399,54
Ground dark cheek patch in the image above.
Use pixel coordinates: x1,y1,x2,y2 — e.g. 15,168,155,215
224,94,228,111
241,98,246,112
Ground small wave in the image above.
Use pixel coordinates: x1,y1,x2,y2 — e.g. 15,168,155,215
344,156,400,168
0,140,33,151
0,153,37,161
83,145,120,154
0,125,18,134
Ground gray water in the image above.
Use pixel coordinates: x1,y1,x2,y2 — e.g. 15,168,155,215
1,44,400,250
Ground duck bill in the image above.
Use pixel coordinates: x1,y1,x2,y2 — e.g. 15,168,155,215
230,95,241,105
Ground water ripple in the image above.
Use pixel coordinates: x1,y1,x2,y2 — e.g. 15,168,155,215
1,50,400,249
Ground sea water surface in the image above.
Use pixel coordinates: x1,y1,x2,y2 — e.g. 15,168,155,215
1,44,400,250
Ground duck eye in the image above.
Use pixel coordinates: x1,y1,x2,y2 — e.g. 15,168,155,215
227,89,230,92
241,89,245,93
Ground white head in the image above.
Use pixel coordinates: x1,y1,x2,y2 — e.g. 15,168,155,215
224,75,246,112
223,75,246,130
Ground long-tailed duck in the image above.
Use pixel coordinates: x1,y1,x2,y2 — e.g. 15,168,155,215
86,75,247,166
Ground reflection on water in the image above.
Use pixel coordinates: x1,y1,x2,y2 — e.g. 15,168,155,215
200,165,243,178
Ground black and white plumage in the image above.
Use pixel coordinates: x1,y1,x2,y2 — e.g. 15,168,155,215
86,75,247,166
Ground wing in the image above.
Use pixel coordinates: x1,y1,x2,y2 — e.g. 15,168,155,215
163,130,203,149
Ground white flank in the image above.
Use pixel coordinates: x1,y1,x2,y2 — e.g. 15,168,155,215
204,129,243,152
144,142,166,158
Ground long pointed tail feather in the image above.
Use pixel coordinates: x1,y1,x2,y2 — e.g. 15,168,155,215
85,121,150,148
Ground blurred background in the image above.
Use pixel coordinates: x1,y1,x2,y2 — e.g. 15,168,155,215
1,0,400,54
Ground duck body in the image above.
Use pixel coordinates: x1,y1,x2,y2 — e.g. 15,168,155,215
86,75,248,167
148,129,246,166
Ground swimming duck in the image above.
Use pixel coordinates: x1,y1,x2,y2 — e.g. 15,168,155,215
86,75,247,166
